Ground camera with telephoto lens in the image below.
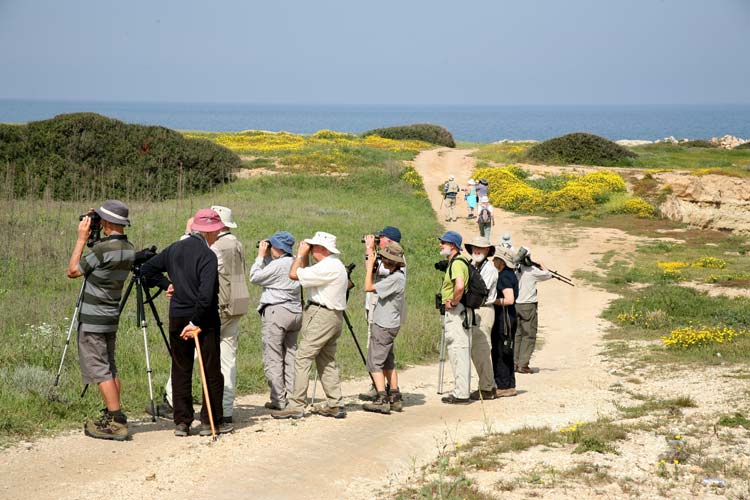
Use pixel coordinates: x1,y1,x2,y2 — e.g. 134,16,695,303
513,246,533,267
360,235,381,245
78,210,102,248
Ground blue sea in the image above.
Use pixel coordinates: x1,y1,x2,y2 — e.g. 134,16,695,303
1,99,749,143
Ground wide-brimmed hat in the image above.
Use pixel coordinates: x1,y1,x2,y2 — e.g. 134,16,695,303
376,226,402,243
304,231,340,254
268,231,295,254
191,208,224,232
210,205,237,229
493,246,516,267
467,179,477,185
438,230,462,249
500,233,512,245
464,236,495,256
479,178,488,186
378,241,405,264
96,200,130,226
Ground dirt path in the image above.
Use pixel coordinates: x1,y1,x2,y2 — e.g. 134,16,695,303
1,149,637,500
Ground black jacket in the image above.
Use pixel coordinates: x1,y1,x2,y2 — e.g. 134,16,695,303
141,234,220,328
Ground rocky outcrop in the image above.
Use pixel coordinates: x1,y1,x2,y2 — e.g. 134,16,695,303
656,172,750,233
710,134,748,149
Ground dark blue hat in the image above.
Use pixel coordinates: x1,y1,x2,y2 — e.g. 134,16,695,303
438,230,462,248
268,231,295,255
377,226,402,243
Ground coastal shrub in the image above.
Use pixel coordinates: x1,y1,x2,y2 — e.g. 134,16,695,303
525,132,637,166
0,113,240,200
474,166,628,214
681,140,718,148
362,123,455,148
735,142,750,150
623,197,655,218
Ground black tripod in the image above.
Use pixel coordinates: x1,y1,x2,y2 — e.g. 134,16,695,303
343,263,376,387
117,263,172,421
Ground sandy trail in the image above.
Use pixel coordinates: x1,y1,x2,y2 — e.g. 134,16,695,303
2,149,635,500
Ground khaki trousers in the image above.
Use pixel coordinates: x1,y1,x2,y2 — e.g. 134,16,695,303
261,304,302,406
444,304,471,399
289,306,344,410
445,197,457,221
472,306,495,391
514,302,538,367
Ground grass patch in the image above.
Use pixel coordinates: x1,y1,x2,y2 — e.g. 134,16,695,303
717,412,750,429
470,142,534,164
628,143,750,176
0,150,442,442
617,397,697,419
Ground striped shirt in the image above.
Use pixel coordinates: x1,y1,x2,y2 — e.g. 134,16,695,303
76,235,135,333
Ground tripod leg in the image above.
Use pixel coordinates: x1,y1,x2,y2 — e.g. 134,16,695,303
342,311,376,387
143,284,172,358
437,314,446,395
136,281,157,422
54,279,86,388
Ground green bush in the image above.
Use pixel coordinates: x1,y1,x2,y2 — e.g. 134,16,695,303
0,113,241,200
362,123,455,148
681,140,718,148
735,142,750,150
525,132,637,166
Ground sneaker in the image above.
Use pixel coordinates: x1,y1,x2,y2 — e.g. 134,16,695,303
84,410,129,441
441,395,471,405
470,389,497,401
310,403,346,419
389,391,404,412
517,366,534,374
145,396,174,420
199,422,234,436
174,423,190,437
264,401,286,410
363,394,390,415
495,388,518,397
271,407,305,420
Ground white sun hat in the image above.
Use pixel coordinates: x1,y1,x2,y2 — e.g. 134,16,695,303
210,205,237,229
467,179,477,185
304,231,340,254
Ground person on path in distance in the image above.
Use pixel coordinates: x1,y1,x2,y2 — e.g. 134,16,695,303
67,200,135,441
476,196,495,241
514,248,553,374
438,230,473,404
360,225,406,401
491,246,519,398
442,175,460,222
362,240,406,414
499,233,514,251
154,206,250,425
464,179,478,219
272,231,348,420
249,231,303,410
476,178,489,200
141,208,231,437
464,236,498,401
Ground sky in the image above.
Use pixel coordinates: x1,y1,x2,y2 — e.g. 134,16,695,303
1,0,749,106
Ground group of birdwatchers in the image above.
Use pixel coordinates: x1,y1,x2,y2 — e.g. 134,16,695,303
68,196,551,441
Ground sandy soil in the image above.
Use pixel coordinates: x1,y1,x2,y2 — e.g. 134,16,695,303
1,148,641,500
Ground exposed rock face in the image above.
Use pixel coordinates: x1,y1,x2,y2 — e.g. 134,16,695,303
656,172,750,233
710,134,748,149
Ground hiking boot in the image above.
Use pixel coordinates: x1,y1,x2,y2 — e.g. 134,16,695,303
145,395,174,420
470,389,496,401
84,410,129,441
264,400,286,410
174,423,190,437
199,422,234,436
359,383,388,401
517,366,533,374
310,403,346,419
389,391,403,412
495,388,518,398
222,416,233,424
363,393,390,415
271,407,305,420
441,395,471,405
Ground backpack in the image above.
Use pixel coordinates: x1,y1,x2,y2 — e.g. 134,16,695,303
448,255,489,309
477,206,492,225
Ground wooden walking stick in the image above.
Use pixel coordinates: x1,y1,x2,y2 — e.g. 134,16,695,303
192,328,216,439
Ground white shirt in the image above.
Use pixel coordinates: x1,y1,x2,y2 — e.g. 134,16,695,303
516,264,553,303
297,255,348,311
474,258,498,305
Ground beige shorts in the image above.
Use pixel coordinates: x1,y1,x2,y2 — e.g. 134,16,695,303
77,328,118,385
